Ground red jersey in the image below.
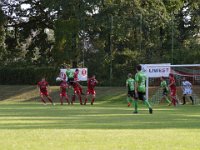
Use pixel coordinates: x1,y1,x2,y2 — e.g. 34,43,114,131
88,78,97,90
74,71,79,81
60,81,68,93
72,82,81,94
169,77,176,89
38,81,48,93
72,82,79,90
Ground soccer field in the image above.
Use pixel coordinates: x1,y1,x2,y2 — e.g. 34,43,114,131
0,86,200,150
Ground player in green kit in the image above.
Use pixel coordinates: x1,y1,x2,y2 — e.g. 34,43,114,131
126,73,135,107
134,65,153,114
160,76,171,105
66,65,74,85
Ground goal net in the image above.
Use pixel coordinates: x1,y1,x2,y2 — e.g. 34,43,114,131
142,64,200,105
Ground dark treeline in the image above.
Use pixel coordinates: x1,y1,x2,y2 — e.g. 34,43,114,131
0,0,200,85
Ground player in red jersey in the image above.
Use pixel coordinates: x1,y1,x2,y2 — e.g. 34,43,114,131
74,69,79,81
84,75,98,105
74,68,84,95
71,81,83,105
60,80,70,105
168,73,178,106
37,77,55,105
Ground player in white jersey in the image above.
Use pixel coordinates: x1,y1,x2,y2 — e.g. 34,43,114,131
181,77,194,105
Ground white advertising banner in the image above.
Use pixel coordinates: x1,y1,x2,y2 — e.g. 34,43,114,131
59,68,88,81
141,63,171,78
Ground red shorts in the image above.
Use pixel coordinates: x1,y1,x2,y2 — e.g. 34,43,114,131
87,89,96,95
170,88,176,97
74,78,79,81
40,91,49,96
60,92,67,97
74,89,81,95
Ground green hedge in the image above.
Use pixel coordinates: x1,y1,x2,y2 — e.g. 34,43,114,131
0,67,59,85
0,67,128,86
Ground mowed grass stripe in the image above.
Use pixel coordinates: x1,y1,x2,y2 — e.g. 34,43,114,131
0,104,199,129
0,129,199,150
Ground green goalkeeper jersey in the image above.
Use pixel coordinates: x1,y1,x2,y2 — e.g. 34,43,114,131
66,69,74,79
135,71,146,93
126,78,135,91
160,80,169,91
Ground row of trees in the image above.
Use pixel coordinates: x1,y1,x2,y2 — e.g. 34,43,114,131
0,0,200,85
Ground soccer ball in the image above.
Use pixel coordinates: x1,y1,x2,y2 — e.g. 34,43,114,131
56,77,62,82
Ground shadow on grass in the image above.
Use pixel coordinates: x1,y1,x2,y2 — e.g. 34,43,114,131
0,103,199,130
0,85,35,101
26,86,127,104
0,85,69,103
0,86,199,130
0,85,127,104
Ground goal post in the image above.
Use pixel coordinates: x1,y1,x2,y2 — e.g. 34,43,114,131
141,64,200,105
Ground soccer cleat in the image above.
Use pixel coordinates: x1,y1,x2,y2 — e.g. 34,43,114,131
133,111,138,114
191,100,194,105
91,102,93,105
167,103,172,106
149,108,153,114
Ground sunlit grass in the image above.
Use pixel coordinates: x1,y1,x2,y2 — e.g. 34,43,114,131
0,129,199,150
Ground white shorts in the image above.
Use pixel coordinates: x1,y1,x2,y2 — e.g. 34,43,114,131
183,89,192,95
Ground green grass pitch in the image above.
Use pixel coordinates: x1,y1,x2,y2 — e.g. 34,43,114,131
0,85,200,150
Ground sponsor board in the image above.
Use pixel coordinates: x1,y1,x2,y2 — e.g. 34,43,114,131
59,68,88,81
141,64,171,78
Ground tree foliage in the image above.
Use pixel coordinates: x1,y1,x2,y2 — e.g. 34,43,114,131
0,0,200,85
